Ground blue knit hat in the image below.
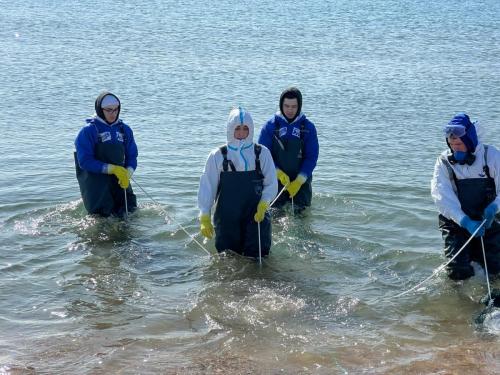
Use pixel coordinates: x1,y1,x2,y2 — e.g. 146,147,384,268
446,113,478,153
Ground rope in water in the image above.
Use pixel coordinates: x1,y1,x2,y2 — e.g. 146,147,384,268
372,219,487,303
131,176,495,300
481,236,492,302
255,184,289,265
123,188,128,221
131,177,213,257
270,184,288,208
258,221,262,266
131,179,289,260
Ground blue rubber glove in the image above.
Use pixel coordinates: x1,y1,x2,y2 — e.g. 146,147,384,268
483,202,498,229
460,215,485,237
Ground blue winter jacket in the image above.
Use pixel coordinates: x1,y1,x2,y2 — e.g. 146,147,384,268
75,117,138,174
258,113,319,178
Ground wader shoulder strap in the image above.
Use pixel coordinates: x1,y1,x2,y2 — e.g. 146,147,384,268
299,119,306,154
220,146,236,172
272,118,307,153
92,123,101,143
272,117,286,151
119,123,127,143
254,144,263,178
93,122,127,144
273,117,280,136
273,117,306,138
484,145,491,178
441,154,459,186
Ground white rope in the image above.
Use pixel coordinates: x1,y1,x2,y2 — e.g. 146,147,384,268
131,177,214,257
258,221,262,266
246,184,288,266
123,188,128,221
481,236,492,302
373,219,487,303
270,184,288,208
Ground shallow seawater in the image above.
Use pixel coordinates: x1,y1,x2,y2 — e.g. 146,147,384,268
1,0,500,373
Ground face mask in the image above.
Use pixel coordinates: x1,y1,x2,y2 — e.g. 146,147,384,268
448,151,476,166
454,151,467,161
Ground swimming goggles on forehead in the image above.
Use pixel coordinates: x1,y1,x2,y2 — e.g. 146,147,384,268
443,124,466,138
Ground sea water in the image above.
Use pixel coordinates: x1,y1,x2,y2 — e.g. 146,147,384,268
1,0,500,373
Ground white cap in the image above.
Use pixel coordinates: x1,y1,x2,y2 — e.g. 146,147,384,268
101,94,120,108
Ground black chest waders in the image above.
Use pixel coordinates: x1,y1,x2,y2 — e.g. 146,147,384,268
74,125,136,217
213,145,272,257
271,119,312,209
438,145,500,280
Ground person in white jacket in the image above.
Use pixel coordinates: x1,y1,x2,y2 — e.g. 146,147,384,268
431,113,500,280
198,107,278,257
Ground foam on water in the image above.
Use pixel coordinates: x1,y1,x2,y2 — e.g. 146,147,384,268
482,309,500,334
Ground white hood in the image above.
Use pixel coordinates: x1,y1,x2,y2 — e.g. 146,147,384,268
197,106,278,214
226,107,254,148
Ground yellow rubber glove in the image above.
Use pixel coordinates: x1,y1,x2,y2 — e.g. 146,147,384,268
287,175,307,198
200,214,214,239
108,164,130,189
254,201,269,223
276,169,290,187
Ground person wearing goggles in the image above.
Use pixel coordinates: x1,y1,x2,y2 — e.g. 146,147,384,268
431,113,500,280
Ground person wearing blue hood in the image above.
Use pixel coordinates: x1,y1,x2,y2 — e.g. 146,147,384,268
198,107,278,257
431,113,500,280
74,92,138,217
258,87,319,212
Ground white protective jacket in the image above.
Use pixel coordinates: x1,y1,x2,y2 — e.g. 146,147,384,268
198,108,278,216
431,142,500,224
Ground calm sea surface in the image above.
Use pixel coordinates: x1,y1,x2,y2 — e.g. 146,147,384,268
1,0,500,373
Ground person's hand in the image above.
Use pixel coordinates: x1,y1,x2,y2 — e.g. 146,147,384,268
254,201,269,223
287,175,307,198
483,202,498,229
460,215,485,237
276,169,290,187
200,214,214,239
108,164,130,189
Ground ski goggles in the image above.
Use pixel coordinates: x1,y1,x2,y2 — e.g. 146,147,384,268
443,124,466,138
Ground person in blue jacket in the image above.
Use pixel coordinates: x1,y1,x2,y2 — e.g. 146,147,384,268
258,87,319,212
74,92,138,217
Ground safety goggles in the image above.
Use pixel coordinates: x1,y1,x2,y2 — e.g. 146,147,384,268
444,124,466,138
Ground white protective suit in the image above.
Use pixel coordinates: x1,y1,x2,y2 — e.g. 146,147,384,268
198,108,278,216
431,142,500,224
